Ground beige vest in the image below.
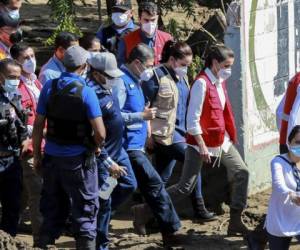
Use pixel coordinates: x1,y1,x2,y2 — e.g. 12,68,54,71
151,66,182,146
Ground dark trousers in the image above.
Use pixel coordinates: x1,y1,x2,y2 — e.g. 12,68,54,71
40,154,99,241
97,149,137,250
0,156,22,236
128,150,181,234
155,142,203,199
267,232,300,250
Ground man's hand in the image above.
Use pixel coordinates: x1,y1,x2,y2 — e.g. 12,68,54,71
199,142,211,163
20,138,30,159
290,192,300,206
108,162,127,178
142,104,157,120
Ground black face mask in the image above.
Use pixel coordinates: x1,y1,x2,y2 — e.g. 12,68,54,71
9,30,22,44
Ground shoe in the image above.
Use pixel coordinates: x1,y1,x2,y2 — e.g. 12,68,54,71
162,232,185,249
191,197,217,221
227,208,250,236
245,231,267,250
75,236,96,250
131,204,152,235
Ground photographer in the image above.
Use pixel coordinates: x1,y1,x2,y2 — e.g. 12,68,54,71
0,58,29,236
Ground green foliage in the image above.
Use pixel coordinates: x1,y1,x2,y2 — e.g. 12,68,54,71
157,0,198,19
45,0,82,46
188,55,204,82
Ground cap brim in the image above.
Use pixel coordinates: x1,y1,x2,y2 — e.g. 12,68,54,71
105,69,124,78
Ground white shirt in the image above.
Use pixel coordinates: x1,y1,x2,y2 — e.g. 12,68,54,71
186,68,232,156
265,155,300,237
20,74,40,102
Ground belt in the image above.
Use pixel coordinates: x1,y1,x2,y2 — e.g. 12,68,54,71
0,151,14,158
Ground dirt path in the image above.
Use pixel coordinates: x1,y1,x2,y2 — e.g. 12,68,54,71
16,189,299,249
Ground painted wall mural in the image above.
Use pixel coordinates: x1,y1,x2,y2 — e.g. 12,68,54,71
244,0,296,147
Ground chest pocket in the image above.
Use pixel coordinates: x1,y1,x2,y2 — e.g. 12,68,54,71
207,89,223,121
156,77,175,109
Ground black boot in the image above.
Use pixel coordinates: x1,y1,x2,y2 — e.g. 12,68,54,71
37,234,55,249
75,237,96,250
227,208,250,236
191,195,216,221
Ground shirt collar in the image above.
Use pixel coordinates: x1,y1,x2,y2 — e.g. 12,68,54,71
52,54,65,70
140,29,156,43
60,72,86,85
205,67,219,85
20,74,37,85
114,19,135,34
120,64,140,84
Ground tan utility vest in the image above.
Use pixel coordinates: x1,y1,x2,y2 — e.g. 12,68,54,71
151,65,188,145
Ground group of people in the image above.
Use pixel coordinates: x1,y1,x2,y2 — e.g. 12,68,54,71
0,0,299,250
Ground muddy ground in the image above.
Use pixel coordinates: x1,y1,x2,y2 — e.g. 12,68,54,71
6,1,298,249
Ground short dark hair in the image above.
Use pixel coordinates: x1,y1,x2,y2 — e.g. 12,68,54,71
160,40,193,63
10,42,30,60
128,43,154,64
205,44,234,68
138,1,158,18
79,33,100,51
0,58,21,73
288,125,300,143
54,31,79,50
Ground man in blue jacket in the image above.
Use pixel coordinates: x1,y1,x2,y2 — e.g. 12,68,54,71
87,52,137,250
114,43,182,248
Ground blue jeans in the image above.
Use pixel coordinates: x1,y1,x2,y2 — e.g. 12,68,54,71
267,232,300,250
128,150,181,234
0,156,22,236
155,142,203,199
97,149,137,250
40,154,99,241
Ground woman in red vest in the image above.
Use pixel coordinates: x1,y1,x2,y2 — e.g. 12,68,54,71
166,44,250,236
10,42,43,247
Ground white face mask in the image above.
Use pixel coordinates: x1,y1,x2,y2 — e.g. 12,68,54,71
174,66,188,78
218,68,232,80
112,12,129,27
22,58,36,74
6,8,20,20
140,68,154,82
142,21,157,37
3,79,20,93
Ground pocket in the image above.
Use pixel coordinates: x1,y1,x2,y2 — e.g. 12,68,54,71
156,81,174,109
203,127,224,146
82,199,99,219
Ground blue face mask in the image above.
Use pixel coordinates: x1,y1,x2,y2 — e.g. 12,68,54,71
289,145,300,157
3,79,20,93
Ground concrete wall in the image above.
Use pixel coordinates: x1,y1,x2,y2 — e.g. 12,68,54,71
224,0,299,193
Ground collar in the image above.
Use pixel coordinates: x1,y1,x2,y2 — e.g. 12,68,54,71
20,74,37,85
87,79,110,94
114,19,135,34
140,29,156,43
60,72,86,85
204,68,220,85
52,54,65,70
121,64,140,84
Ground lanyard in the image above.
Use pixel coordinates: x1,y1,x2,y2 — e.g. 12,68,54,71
277,155,300,192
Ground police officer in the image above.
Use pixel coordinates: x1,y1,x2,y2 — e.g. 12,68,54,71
32,45,106,249
87,52,137,250
114,43,182,248
96,0,136,55
0,58,29,236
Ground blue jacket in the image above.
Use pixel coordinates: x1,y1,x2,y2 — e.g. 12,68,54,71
119,66,147,151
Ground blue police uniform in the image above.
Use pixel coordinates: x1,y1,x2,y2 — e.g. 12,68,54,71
114,65,181,234
142,66,203,199
87,80,137,250
36,72,101,243
0,91,28,236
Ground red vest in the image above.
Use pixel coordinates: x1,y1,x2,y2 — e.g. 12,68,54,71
279,72,300,144
18,78,44,154
186,71,237,147
123,29,172,65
